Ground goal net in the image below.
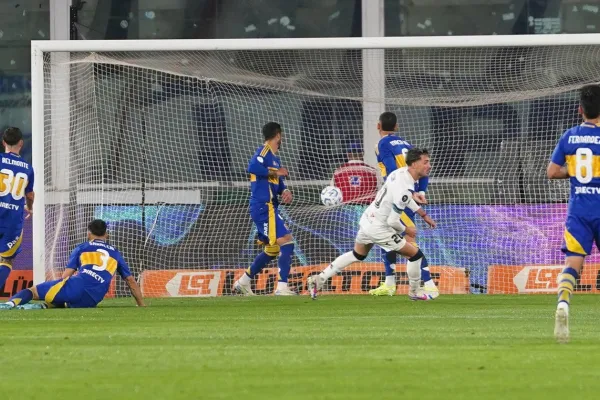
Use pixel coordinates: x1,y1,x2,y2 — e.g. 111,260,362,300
33,36,600,297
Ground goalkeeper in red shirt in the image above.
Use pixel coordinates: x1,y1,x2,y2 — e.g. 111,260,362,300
331,143,378,205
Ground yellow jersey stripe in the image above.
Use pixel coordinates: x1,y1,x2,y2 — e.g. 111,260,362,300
378,162,387,178
260,145,271,157
565,155,600,178
80,252,118,275
564,229,586,255
45,278,69,303
395,154,407,169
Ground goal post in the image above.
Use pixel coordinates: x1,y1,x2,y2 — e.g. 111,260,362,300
31,34,600,296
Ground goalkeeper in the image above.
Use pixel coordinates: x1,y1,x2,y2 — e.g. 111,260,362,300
0,219,145,309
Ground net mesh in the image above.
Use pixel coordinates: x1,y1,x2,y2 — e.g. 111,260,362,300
41,44,600,297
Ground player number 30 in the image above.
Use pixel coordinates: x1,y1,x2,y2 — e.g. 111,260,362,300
0,168,28,200
576,148,593,184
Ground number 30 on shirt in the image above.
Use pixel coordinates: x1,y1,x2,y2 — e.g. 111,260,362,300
0,168,29,200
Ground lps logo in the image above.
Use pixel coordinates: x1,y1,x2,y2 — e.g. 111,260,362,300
512,266,562,293
165,272,221,297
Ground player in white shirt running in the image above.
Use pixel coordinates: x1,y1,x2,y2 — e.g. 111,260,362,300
308,148,436,300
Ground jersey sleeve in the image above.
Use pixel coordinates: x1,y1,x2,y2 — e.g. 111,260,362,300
26,167,34,194
65,246,81,270
392,189,421,213
247,151,270,177
550,134,566,165
116,253,133,279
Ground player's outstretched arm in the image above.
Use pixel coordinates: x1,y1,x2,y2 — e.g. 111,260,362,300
547,162,569,179
415,208,436,228
125,275,145,307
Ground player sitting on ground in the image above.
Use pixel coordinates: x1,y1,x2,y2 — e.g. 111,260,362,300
371,112,438,298
233,122,296,296
0,219,145,309
308,148,436,300
547,84,600,343
0,127,34,294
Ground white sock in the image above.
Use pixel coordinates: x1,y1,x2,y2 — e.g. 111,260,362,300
423,280,436,288
320,251,359,280
557,302,569,314
239,273,251,285
406,258,421,292
6,301,14,308
385,274,396,287
277,281,288,290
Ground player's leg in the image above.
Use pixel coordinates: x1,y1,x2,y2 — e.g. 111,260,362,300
307,230,373,299
555,215,592,343
400,209,437,291
0,280,46,309
274,231,295,296
395,239,432,301
370,250,398,296
0,230,23,294
234,205,278,295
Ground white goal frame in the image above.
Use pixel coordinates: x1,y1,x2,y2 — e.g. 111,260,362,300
31,33,600,285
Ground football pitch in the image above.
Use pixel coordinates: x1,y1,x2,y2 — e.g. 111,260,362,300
1,295,599,400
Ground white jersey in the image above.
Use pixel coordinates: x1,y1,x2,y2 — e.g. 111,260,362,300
355,168,421,252
361,167,420,228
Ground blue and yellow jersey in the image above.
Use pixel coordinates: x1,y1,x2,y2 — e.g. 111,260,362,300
551,122,600,217
376,134,428,191
65,239,132,304
248,144,286,207
0,152,34,230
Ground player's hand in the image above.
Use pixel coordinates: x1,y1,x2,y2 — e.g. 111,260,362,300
423,215,436,228
24,206,32,220
413,192,427,205
277,167,289,177
281,189,293,204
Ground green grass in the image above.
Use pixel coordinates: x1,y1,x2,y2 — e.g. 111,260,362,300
1,295,599,400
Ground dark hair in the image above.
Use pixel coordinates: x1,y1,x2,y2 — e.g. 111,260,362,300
379,112,397,132
406,148,430,166
262,122,282,141
88,219,108,237
2,127,23,146
580,84,600,119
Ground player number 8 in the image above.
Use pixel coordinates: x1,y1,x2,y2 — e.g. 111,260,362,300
575,147,593,184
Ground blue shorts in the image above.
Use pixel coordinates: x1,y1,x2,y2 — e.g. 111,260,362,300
0,227,23,260
562,214,600,257
36,276,98,308
250,203,290,245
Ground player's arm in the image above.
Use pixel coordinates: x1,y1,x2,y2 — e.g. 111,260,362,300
125,276,145,307
117,256,145,307
24,169,34,218
62,245,81,279
389,190,436,229
547,135,569,179
248,154,271,178
278,176,292,204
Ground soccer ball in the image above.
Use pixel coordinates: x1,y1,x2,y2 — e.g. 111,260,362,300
320,186,343,206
